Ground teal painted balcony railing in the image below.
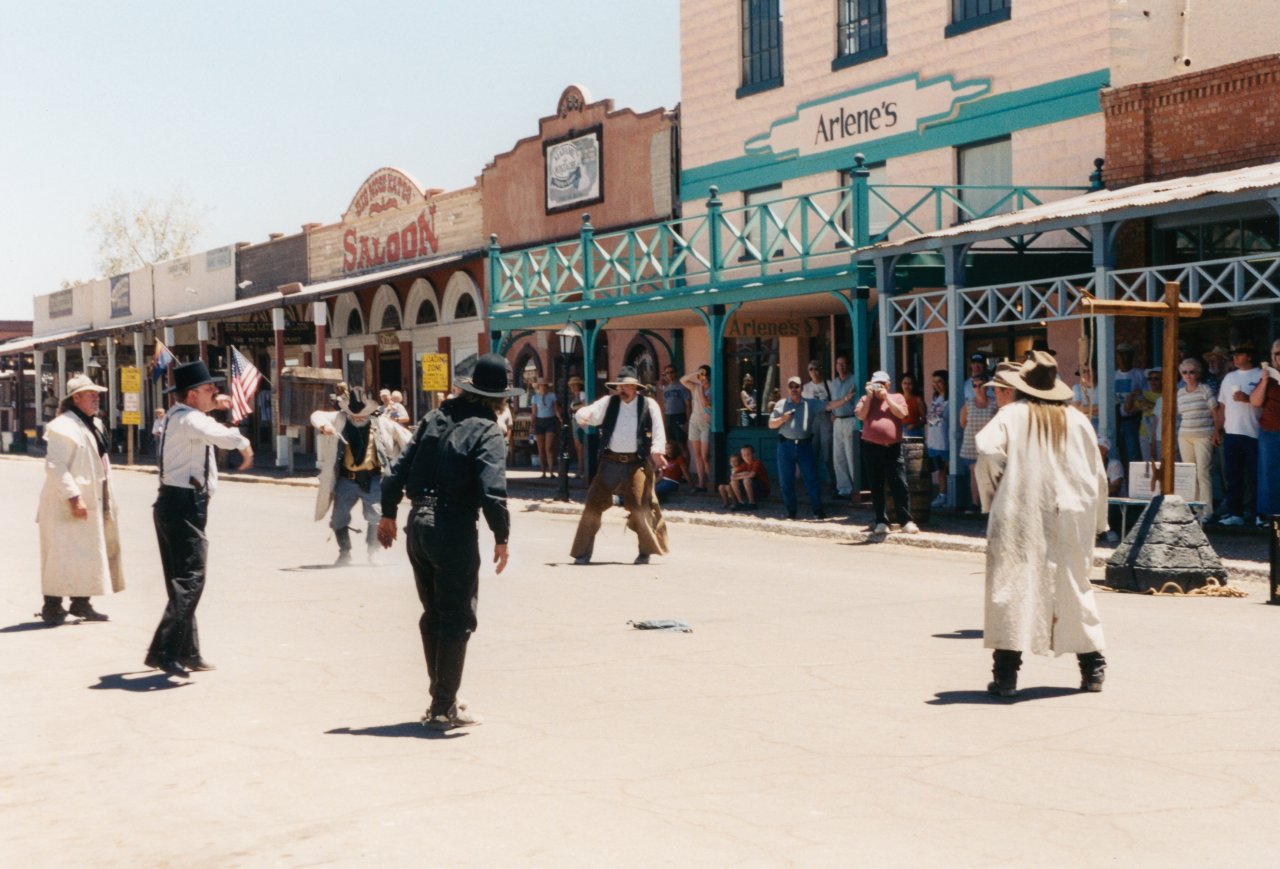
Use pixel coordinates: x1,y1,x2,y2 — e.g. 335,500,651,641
489,162,1090,317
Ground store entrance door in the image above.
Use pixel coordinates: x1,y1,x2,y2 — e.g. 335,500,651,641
379,351,402,395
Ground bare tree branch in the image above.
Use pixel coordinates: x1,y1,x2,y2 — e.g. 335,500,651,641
87,189,207,277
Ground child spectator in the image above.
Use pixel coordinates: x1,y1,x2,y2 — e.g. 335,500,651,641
721,444,770,510
654,441,687,504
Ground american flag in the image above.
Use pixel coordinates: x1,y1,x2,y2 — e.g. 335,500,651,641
228,346,264,424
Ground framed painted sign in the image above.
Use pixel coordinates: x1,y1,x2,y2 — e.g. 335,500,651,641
544,125,603,214
110,274,131,318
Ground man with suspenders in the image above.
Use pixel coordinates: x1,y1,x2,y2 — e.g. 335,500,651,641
145,360,252,678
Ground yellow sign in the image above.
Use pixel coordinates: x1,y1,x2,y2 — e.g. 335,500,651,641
121,390,141,426
120,367,142,393
421,353,449,391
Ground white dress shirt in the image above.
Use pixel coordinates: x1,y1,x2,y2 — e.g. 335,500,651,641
159,404,250,495
575,394,667,456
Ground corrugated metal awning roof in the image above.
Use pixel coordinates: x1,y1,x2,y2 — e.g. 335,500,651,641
868,161,1280,257
160,250,474,327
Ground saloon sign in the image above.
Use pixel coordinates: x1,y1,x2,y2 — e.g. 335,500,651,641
744,73,990,159
340,168,439,274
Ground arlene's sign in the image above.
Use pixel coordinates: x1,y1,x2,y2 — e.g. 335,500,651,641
745,73,990,159
340,167,438,274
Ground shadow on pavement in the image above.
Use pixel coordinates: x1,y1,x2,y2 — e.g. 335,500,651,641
0,620,57,633
89,672,193,692
927,686,1082,705
326,723,467,740
931,628,983,640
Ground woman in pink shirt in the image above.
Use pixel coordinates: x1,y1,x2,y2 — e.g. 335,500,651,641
854,370,919,535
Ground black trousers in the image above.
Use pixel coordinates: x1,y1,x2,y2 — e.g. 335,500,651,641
406,509,480,716
862,440,912,525
148,486,209,662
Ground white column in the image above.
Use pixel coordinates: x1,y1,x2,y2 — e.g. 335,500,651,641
56,346,67,399
33,350,44,426
272,307,291,469
106,338,119,429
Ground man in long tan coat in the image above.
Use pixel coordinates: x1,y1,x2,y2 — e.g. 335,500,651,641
974,352,1109,698
37,374,123,625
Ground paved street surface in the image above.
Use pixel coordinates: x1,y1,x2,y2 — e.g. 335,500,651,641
1,456,1278,867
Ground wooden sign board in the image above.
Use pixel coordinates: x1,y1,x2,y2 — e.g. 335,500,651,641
122,391,141,426
120,367,142,394
421,353,449,391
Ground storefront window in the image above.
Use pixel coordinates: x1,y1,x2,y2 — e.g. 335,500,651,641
727,337,780,428
1156,214,1280,264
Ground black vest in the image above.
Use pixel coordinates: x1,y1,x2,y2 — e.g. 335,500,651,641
599,395,653,458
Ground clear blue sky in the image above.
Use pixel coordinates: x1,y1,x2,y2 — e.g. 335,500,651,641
0,0,681,320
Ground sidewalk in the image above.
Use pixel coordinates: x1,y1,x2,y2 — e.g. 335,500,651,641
7,453,1270,582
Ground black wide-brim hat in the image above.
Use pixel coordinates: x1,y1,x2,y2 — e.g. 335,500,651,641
164,360,224,394
457,353,523,398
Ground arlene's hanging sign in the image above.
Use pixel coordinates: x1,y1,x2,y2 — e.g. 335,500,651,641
339,168,439,274
744,73,990,159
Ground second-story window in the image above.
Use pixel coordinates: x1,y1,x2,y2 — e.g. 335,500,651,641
946,0,1011,38
833,0,886,71
737,0,783,99
956,136,1012,223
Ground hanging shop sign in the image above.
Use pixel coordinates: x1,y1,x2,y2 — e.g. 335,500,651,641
744,73,990,159
724,317,822,340
377,330,401,352
221,322,314,345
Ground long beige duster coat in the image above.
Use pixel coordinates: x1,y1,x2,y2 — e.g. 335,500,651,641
37,411,124,597
974,401,1107,656
310,409,411,522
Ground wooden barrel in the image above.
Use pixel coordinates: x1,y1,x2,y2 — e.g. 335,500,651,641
887,436,931,525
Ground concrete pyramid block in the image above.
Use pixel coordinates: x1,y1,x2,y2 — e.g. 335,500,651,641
1104,494,1226,592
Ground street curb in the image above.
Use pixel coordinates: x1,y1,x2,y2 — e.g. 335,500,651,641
520,499,1271,587
4,453,1267,584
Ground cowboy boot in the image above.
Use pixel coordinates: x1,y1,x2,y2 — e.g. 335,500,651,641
68,597,109,622
40,596,67,626
334,527,353,566
987,649,1022,698
1078,651,1106,692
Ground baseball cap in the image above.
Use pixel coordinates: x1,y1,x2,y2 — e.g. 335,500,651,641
787,376,802,387
969,353,985,363
870,370,891,384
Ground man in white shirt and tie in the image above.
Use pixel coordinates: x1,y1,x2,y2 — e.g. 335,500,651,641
145,360,252,678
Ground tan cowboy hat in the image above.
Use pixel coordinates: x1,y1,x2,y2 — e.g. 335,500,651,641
982,360,1021,389
1002,351,1073,401
605,366,649,390
1202,345,1229,362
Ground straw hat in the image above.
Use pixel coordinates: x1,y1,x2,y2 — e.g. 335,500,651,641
66,374,107,397
605,366,648,390
1002,351,1073,401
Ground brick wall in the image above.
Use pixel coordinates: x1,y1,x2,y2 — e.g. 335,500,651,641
1102,54,1280,188
235,233,308,298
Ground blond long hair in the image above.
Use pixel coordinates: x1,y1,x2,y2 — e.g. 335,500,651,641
1023,395,1067,455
